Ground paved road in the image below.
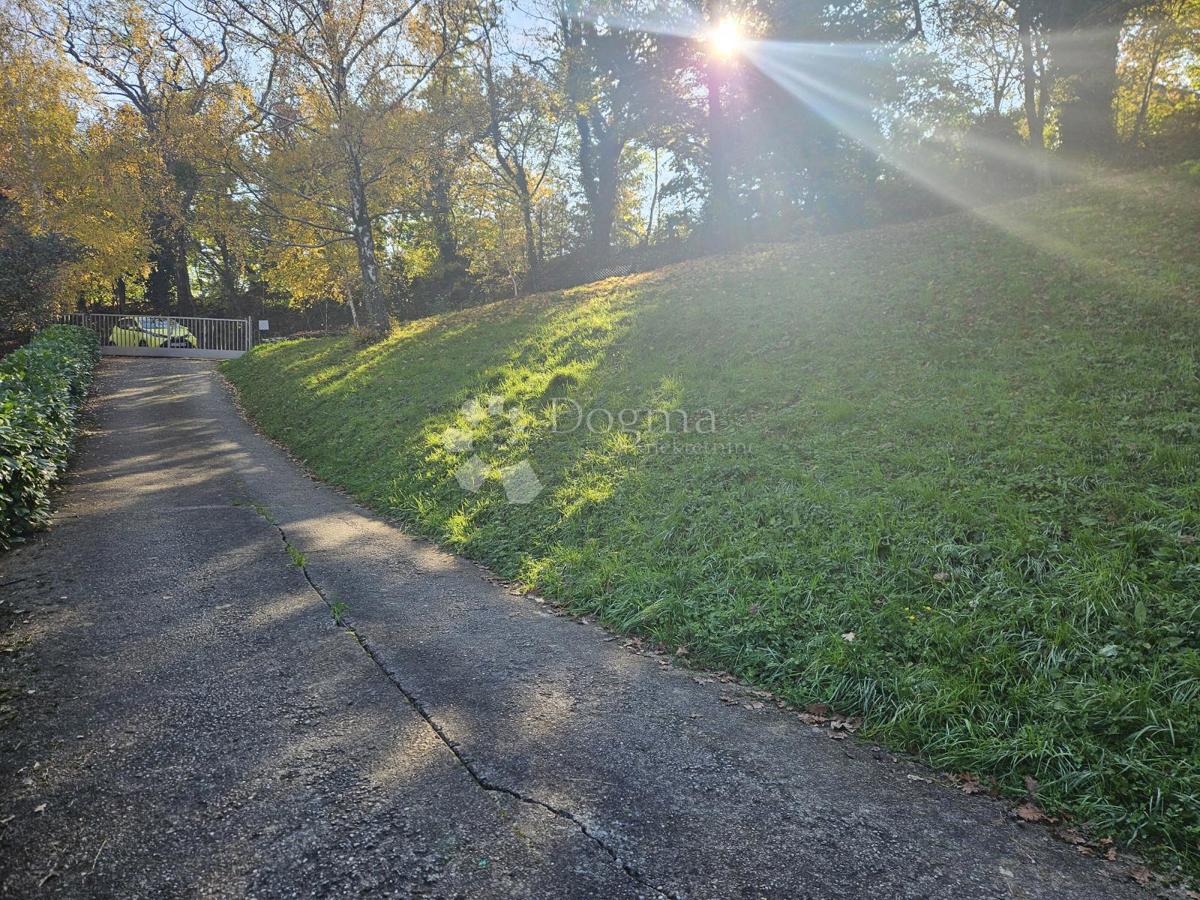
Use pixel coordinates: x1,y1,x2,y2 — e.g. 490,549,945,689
0,358,1158,898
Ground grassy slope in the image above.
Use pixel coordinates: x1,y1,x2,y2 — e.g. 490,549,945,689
226,171,1200,873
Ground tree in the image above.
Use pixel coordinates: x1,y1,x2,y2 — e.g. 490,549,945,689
549,0,677,258
0,14,151,313
417,62,480,309
1031,0,1146,154
24,0,238,311
475,5,561,287
0,194,82,334
1117,0,1200,147
208,0,471,331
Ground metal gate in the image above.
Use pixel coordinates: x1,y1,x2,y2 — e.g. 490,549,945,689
63,313,252,360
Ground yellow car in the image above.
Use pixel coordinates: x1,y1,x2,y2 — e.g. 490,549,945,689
107,316,197,349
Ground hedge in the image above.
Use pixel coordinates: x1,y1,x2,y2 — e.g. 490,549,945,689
0,325,100,549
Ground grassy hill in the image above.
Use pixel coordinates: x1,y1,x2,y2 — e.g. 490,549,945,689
225,169,1200,875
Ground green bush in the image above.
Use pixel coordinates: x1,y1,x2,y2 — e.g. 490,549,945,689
0,325,100,549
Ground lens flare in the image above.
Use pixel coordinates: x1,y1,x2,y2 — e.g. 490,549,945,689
708,16,744,59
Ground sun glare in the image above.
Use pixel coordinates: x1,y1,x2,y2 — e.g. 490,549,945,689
708,16,745,60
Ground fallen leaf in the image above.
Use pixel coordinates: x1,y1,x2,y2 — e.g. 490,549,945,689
805,702,830,717
33,803,46,814
951,773,986,795
841,631,856,642
933,571,950,582
675,646,689,657
1013,803,1049,823
1023,774,1039,796
1129,866,1153,886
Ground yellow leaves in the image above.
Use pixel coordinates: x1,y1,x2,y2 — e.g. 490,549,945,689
0,39,154,296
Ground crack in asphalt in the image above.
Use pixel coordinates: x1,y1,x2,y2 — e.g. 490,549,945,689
249,505,673,900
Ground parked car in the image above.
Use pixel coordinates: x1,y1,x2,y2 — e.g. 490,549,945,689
107,316,197,349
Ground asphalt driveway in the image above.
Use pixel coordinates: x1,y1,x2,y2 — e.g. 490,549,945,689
0,357,1160,898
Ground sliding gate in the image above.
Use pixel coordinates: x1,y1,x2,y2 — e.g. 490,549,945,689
63,313,252,360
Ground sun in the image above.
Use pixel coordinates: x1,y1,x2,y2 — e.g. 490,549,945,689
707,16,745,60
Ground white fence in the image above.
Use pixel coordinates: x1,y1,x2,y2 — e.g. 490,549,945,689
63,313,252,360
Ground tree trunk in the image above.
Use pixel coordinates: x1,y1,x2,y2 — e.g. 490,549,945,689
589,176,617,260
643,147,660,246
536,206,545,265
1017,4,1048,183
1131,42,1164,147
573,107,623,261
429,164,470,304
147,214,176,313
174,229,194,314
706,63,733,246
1054,18,1123,156
344,143,388,331
215,237,243,315
590,137,621,259
519,195,538,290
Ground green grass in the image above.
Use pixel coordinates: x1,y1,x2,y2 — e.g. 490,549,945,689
224,170,1200,875
329,599,350,626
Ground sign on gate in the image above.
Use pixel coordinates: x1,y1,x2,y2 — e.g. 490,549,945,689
61,313,253,360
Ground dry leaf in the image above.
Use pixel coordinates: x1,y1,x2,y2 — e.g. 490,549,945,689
1128,866,1153,886
1013,803,1049,823
33,803,46,814
952,773,986,795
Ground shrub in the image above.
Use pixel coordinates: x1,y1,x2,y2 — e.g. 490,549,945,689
0,325,100,549
0,194,84,339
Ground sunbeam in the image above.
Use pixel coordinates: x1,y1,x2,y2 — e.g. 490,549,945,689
743,40,1172,295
